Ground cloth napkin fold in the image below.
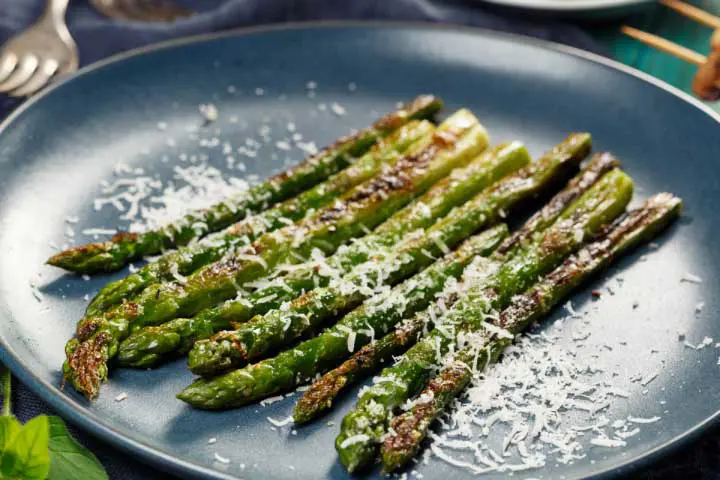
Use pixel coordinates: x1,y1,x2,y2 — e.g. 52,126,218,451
0,1,606,478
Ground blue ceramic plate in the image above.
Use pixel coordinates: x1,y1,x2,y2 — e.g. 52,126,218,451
0,23,719,480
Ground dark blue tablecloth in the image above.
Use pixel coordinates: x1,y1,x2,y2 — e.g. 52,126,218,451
0,0,608,119
0,1,717,478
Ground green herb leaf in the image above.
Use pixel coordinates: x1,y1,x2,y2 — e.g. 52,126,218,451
0,415,50,480
0,416,21,452
46,416,107,480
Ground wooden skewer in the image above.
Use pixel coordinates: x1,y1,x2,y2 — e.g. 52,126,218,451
659,0,720,51
621,25,720,101
620,26,706,65
659,0,720,29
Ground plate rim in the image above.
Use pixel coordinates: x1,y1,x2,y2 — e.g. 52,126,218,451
0,20,718,480
477,0,651,13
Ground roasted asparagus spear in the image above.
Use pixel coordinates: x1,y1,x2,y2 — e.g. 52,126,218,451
177,225,508,408
86,120,435,314
48,95,443,274
381,193,682,472
293,151,618,424
176,134,592,406
335,169,633,473
118,141,531,367
185,135,591,377
65,109,486,399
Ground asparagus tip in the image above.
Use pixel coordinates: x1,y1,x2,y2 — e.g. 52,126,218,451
380,411,425,473
187,335,248,376
64,335,110,400
47,231,138,273
176,379,220,409
293,374,348,424
46,242,113,273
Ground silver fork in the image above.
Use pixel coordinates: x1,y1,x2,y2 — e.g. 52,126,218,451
0,0,79,97
90,0,195,22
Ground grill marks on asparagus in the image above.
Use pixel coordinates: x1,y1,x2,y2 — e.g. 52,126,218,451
177,134,594,407
176,225,508,409
184,145,554,375
313,132,455,225
292,150,614,423
116,142,531,368
48,94,678,474
64,110,484,399
173,119,478,295
293,314,426,424
380,193,682,472
47,95,443,274
85,120,436,315
495,152,618,256
184,134,590,377
500,195,681,332
334,169,633,473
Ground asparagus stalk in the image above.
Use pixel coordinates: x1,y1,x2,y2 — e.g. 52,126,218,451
292,151,617,424
119,141,531,368
185,134,591,377
335,169,633,473
494,152,619,256
47,95,443,274
293,295,438,425
177,225,508,409
86,120,435,315
176,133,593,407
381,193,682,472
64,109,486,399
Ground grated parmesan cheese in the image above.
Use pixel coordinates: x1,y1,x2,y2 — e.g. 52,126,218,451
339,434,369,449
428,313,668,475
259,395,284,406
214,452,230,464
330,103,346,116
266,416,293,428
200,104,218,122
680,273,703,284
627,415,661,424
590,437,626,448
347,331,357,352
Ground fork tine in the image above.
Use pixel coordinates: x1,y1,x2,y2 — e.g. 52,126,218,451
0,56,39,93
0,53,18,84
10,59,59,97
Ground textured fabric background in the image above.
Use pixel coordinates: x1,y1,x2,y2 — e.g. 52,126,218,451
0,1,717,478
0,0,605,119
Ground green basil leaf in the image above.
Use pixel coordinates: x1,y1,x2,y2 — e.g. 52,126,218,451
0,416,21,453
0,415,50,480
46,416,107,480
0,416,22,455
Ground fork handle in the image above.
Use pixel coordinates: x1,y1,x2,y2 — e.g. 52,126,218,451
38,0,75,52
41,0,70,23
